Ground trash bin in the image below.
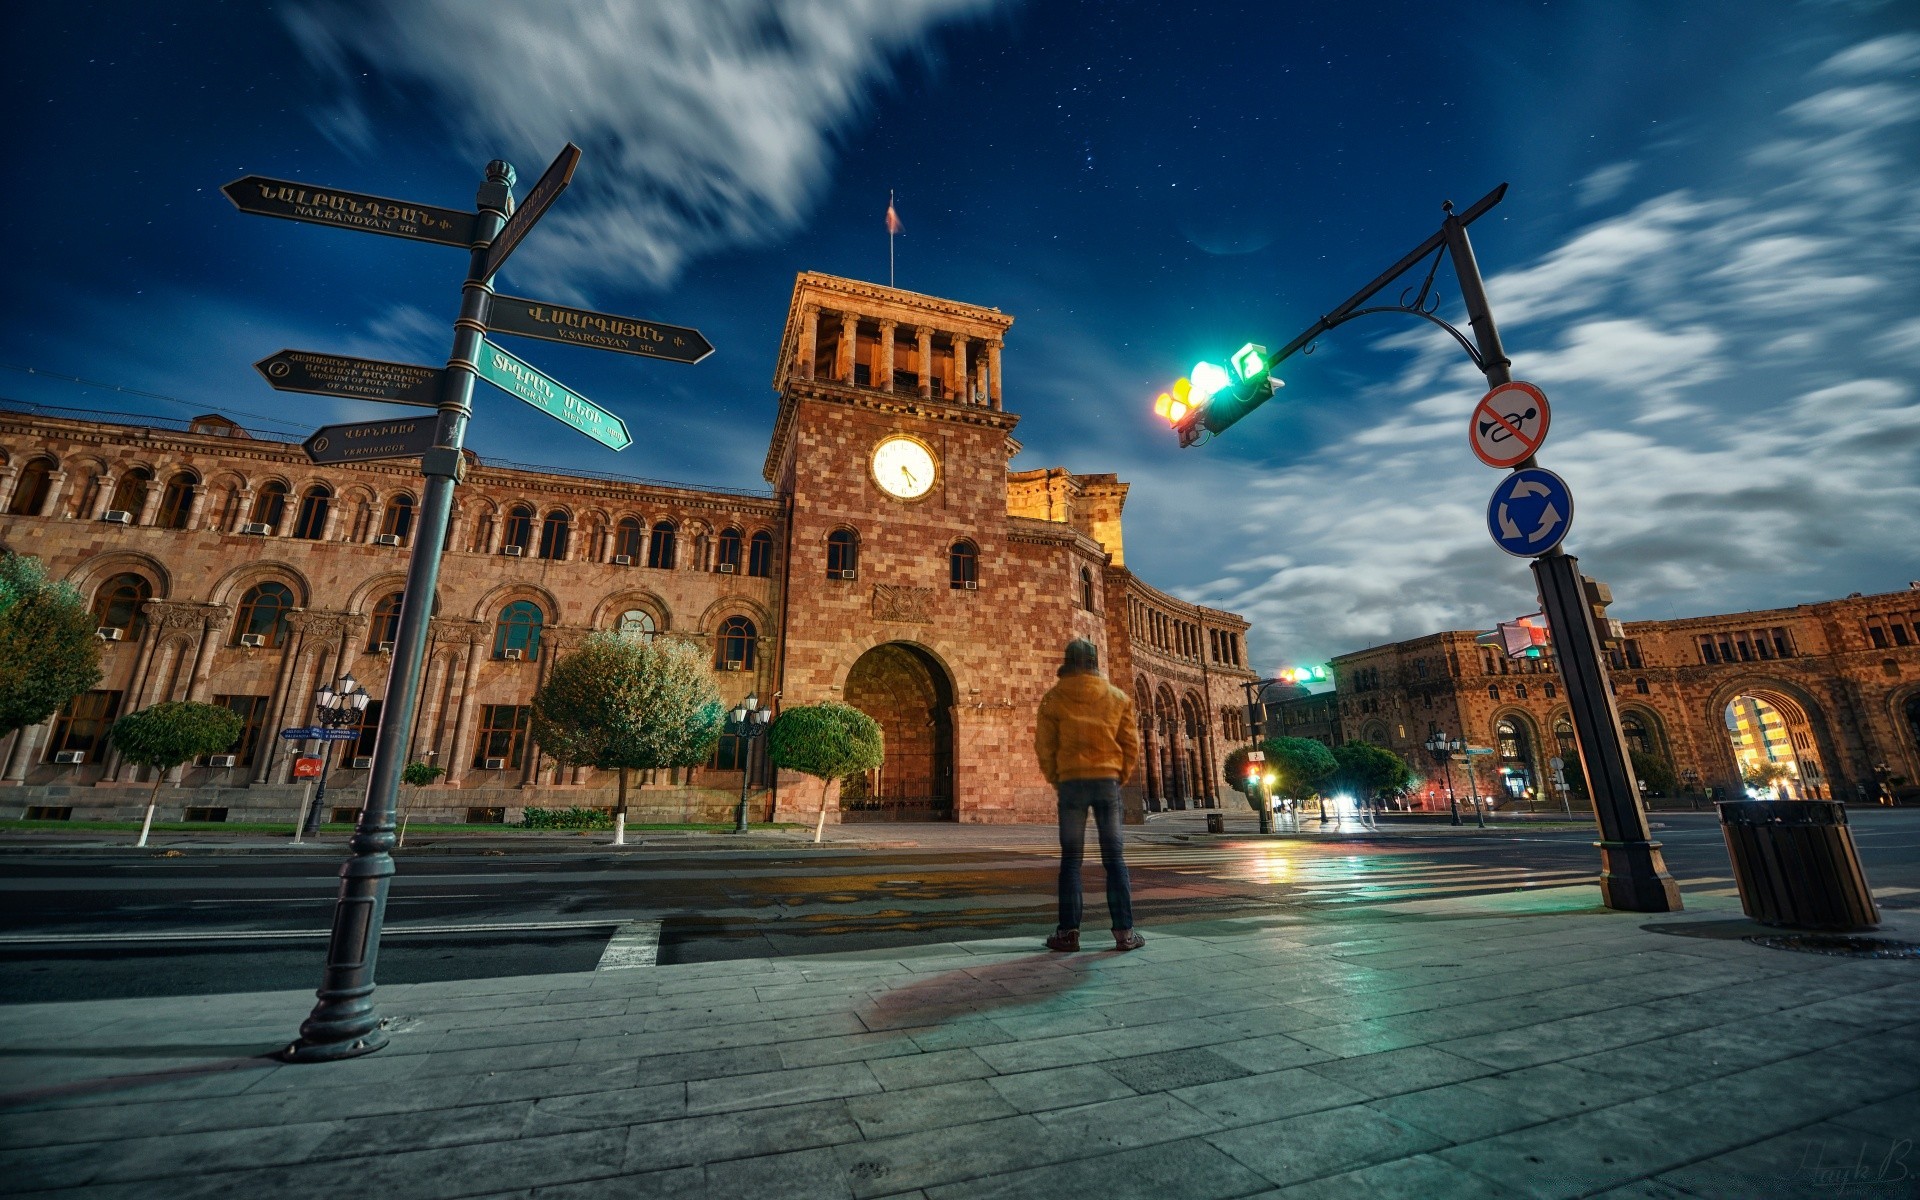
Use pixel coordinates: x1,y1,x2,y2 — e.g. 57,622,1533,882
1205,812,1225,834
1717,800,1880,931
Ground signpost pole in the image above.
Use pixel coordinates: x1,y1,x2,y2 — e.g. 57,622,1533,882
284,160,516,1062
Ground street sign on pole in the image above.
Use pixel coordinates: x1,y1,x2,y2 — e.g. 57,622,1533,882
255,350,444,408
1487,467,1574,557
222,177,476,248
474,339,632,451
281,727,324,740
481,143,580,279
1470,381,1550,469
303,417,438,466
488,295,714,364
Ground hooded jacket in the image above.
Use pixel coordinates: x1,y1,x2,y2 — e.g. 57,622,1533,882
1034,671,1139,786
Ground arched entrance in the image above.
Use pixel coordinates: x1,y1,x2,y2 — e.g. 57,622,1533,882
842,642,955,821
1494,714,1539,804
1724,691,1827,799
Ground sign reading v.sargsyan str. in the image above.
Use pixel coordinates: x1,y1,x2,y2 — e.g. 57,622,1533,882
256,350,445,407
222,177,477,248
488,295,714,364
473,339,632,452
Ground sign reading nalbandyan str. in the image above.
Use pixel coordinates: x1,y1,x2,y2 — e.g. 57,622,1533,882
222,177,477,248
489,295,714,364
303,417,439,466
473,339,632,451
256,350,445,408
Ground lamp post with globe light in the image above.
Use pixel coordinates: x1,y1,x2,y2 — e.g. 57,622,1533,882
301,675,372,838
1424,730,1465,827
729,691,775,834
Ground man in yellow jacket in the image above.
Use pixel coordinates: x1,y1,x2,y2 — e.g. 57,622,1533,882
1033,639,1144,952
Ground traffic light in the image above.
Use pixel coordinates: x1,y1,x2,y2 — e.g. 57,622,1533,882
1583,576,1624,645
1276,664,1328,685
1156,343,1284,446
1477,615,1550,659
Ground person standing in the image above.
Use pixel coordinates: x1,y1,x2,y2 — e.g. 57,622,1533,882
1033,639,1144,952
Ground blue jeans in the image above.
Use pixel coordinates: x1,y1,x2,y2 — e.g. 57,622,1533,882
1056,778,1133,931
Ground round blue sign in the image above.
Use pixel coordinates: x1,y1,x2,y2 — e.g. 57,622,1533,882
1487,468,1574,557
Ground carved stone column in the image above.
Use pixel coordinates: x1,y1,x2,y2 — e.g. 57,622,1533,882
4,723,47,783
319,497,342,542
0,462,19,513
951,336,969,403
40,470,69,519
185,483,209,530
254,613,320,783
838,313,858,383
987,339,1003,410
799,304,820,380
170,605,231,783
917,327,933,399
136,482,164,527
878,320,897,393
231,487,256,533
272,493,297,538
89,471,118,519
442,627,488,788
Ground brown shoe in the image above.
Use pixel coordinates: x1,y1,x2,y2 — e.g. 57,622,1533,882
1113,929,1145,952
1045,928,1080,952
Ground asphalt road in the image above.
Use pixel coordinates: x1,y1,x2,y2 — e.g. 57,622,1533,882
3,811,1915,1004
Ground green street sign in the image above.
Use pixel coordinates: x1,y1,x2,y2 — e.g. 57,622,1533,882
473,339,631,451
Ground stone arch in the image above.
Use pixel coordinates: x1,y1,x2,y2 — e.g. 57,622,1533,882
207,560,311,608
1490,707,1544,803
842,640,956,821
470,580,562,625
696,594,775,635
1706,676,1844,800
1884,683,1920,789
345,572,416,614
1181,690,1214,809
62,551,173,601
1616,704,1671,762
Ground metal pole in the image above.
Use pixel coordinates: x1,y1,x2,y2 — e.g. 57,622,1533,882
734,726,752,834
303,737,329,838
1465,754,1486,828
284,160,515,1062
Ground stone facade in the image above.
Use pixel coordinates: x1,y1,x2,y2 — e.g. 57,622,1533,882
0,272,1255,824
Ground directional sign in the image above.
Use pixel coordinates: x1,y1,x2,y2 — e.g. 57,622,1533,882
256,350,444,408
473,339,632,451
281,727,324,740
304,416,439,466
489,295,714,364
482,142,581,279
1487,467,1574,557
1470,381,1550,469
223,176,476,248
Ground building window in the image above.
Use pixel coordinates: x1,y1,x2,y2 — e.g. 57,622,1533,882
1699,638,1718,664
708,732,746,770
211,694,270,765
1635,677,1650,694
1487,685,1499,700
1544,682,1556,698
251,481,289,528
380,494,414,543
538,509,570,560
716,616,756,670
503,504,535,553
826,529,858,577
45,690,123,761
716,527,743,572
8,458,54,516
467,509,494,554
1516,683,1528,699
614,517,644,561
368,592,403,650
748,530,774,578
292,485,331,539
233,582,295,647
349,700,383,759
950,539,977,589
1080,567,1096,611
494,600,544,660
1892,624,1911,647
1623,639,1643,669
108,467,152,516
474,705,532,769
1869,625,1888,649
92,573,152,640
156,472,197,528
648,520,678,569
616,609,655,642
1621,712,1653,755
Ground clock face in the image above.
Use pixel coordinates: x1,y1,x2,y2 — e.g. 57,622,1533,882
872,435,937,500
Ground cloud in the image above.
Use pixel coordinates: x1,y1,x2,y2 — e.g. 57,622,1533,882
285,0,1004,292
1816,31,1920,77
1785,83,1920,129
1576,161,1637,207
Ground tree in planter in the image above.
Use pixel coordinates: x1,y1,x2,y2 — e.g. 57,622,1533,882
396,760,447,847
531,634,723,821
766,702,883,843
1629,748,1677,799
1330,741,1415,815
1263,736,1338,817
0,554,102,740
107,701,244,847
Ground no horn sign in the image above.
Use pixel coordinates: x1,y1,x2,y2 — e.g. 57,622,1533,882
1470,381,1550,469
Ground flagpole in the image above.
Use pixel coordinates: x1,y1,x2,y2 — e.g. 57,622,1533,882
889,190,896,287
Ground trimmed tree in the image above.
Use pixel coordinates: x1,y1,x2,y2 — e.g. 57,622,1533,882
531,634,724,819
1264,736,1338,809
1630,748,1676,797
108,701,244,846
397,760,447,847
1330,741,1415,811
766,702,883,842
0,554,102,739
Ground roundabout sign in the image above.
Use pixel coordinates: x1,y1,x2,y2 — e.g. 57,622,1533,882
1487,467,1573,557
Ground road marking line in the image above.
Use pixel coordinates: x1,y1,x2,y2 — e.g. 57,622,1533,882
1871,886,1919,898
0,918,624,946
596,921,661,970
1675,876,1734,886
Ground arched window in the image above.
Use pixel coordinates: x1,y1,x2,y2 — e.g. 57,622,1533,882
233,582,295,647
614,516,644,561
1634,677,1650,694
292,485,331,539
503,504,535,552
1621,712,1654,756
716,527,743,573
8,458,54,516
367,592,404,650
538,509,570,560
648,520,677,569
380,494,414,543
92,573,152,639
950,539,978,589
108,467,152,516
1080,566,1096,611
616,609,656,642
715,616,757,670
1487,685,1499,700
1516,683,1528,699
748,530,774,578
157,472,196,529
494,600,544,660
251,481,289,528
826,529,858,578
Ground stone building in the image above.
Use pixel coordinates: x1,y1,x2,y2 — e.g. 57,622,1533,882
1260,587,1920,808
0,272,1255,823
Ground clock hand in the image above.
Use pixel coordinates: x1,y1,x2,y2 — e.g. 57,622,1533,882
902,465,917,486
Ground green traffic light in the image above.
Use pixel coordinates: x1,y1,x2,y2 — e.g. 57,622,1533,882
1231,342,1267,381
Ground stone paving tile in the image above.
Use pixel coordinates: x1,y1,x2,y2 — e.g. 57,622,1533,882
867,1048,997,1092
1431,1103,1723,1200
779,1031,924,1069
507,1164,707,1197
1172,1067,1370,1129
522,1081,687,1135
845,1078,1017,1139
1454,1060,1656,1122
1028,1091,1221,1151
0,1116,340,1191
1826,1088,1920,1141
1264,1150,1529,1198
1300,1043,1497,1100
1363,1080,1556,1145
1209,1032,1337,1074
985,1063,1134,1112
1283,1016,1436,1058
1433,1002,1710,1072
1103,1047,1251,1093
1206,1102,1449,1188
1084,1019,1238,1058
904,1021,1014,1054
307,1098,535,1160
684,1060,882,1115
1654,1120,1914,1200
830,1113,1061,1199
620,1098,864,1174
701,1143,859,1199
971,1032,1115,1073
924,1136,1273,1200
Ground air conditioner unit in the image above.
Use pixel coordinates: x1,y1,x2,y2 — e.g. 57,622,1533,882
52,751,85,765
206,754,238,768
373,533,401,546
97,626,124,641
102,510,133,524
483,756,507,770
239,633,267,648
503,648,524,661
963,581,979,591
502,545,524,556
724,660,745,671
350,756,373,769
377,641,394,654
240,522,273,536
837,569,858,580
718,563,736,574
612,554,634,566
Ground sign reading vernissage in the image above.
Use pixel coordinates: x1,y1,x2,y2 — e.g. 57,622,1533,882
489,295,714,363
304,417,439,465
222,177,477,247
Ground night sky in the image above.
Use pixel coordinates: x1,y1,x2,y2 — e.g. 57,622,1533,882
4,1,1916,671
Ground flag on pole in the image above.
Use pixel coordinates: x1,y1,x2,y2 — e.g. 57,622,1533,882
885,194,904,235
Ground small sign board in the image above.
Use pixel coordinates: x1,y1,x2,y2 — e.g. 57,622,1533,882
223,177,476,248
292,757,324,780
489,295,714,364
1487,467,1574,558
474,339,632,451
482,143,581,279
281,726,360,742
304,417,438,466
256,350,444,408
1470,381,1550,469
1247,750,1266,763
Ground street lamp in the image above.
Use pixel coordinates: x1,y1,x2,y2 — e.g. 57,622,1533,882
1424,730,1465,826
729,691,775,834
301,674,371,838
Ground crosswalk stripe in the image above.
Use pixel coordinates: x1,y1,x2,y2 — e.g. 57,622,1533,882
595,920,661,970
